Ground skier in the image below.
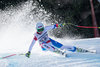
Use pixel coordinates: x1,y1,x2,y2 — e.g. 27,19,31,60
25,22,92,58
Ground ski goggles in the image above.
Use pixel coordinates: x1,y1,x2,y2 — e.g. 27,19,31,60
37,28,44,32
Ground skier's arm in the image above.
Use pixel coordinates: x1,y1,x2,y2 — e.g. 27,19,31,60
45,23,64,31
28,36,37,52
25,36,37,58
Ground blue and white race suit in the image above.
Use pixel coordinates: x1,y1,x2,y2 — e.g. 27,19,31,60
28,24,76,52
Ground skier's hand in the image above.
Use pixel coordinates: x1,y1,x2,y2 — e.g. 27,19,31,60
59,23,66,27
25,51,31,58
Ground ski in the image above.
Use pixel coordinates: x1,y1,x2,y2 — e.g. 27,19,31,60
76,47,97,54
88,50,97,54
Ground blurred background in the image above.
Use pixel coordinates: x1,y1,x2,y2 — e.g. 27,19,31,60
0,0,100,38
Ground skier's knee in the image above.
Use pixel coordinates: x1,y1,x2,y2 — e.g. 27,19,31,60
60,46,76,52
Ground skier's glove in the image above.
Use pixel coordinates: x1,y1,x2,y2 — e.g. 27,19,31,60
25,51,31,58
59,23,66,27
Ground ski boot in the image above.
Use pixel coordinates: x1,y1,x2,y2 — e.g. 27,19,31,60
76,47,96,53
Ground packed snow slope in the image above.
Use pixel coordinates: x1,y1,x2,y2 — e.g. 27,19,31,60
0,38,100,67
0,0,100,67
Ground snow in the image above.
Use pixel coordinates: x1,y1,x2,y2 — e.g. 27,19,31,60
0,37,100,67
0,0,100,67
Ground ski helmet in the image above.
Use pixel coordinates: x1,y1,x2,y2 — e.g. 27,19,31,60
36,22,44,32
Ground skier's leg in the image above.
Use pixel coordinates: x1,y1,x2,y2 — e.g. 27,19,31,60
42,43,55,52
61,46,76,52
49,38,63,48
42,43,66,55
49,38,92,53
39,44,47,51
50,38,76,52
61,45,92,53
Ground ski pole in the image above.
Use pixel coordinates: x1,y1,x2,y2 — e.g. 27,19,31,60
66,22,100,29
0,53,25,59
0,54,16,59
